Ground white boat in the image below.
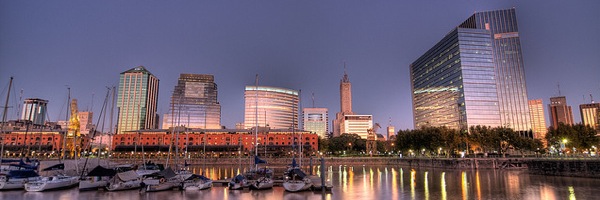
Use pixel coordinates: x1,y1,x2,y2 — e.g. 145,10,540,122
78,166,116,190
181,174,212,191
141,167,177,192
228,174,249,190
250,176,274,190
283,165,313,192
106,170,141,191
0,170,40,190
24,175,79,192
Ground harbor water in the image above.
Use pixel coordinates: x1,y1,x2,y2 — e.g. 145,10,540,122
1,165,598,200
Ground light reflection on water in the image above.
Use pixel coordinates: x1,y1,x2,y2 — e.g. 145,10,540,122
1,165,599,200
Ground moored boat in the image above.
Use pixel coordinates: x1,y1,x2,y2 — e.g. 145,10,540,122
181,174,212,191
24,163,79,192
78,166,116,191
0,169,40,190
106,170,141,191
228,174,249,190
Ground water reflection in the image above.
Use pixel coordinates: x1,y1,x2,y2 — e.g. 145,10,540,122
1,165,600,200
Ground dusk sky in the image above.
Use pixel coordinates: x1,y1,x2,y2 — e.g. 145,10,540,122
1,1,599,132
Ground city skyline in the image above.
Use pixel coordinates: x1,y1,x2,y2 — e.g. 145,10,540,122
1,1,599,132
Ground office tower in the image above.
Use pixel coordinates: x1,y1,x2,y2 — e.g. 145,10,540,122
580,102,600,134
410,8,531,131
116,66,159,134
303,107,329,138
162,74,221,129
244,86,298,129
528,99,547,140
334,68,355,137
548,96,574,128
21,98,48,125
78,111,95,135
387,125,395,141
343,115,373,139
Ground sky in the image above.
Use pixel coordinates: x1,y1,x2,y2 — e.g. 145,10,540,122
1,1,599,132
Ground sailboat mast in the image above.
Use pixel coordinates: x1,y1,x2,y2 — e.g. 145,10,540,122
254,74,258,169
298,89,302,167
62,87,71,161
0,77,13,162
108,86,115,161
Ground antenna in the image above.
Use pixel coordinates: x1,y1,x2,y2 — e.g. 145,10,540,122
591,94,594,103
388,117,392,127
89,92,95,111
557,82,562,96
312,92,315,108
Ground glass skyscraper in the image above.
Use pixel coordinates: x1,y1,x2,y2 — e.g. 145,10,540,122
116,66,159,134
411,8,532,131
21,98,48,125
163,74,221,129
303,107,328,138
459,8,532,131
244,86,298,130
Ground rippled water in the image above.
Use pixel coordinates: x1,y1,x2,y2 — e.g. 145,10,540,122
1,165,598,200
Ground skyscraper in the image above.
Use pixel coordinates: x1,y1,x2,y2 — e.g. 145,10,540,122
410,8,531,131
303,107,328,138
548,96,574,128
116,66,159,134
21,98,48,125
343,115,373,139
528,99,547,141
78,111,95,135
334,68,354,137
579,102,600,134
162,74,221,129
244,86,298,130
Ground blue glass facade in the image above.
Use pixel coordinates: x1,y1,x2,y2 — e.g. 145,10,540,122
411,28,500,130
163,74,221,129
411,8,531,131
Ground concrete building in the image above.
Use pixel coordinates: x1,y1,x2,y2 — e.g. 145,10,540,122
116,66,160,134
548,96,574,128
244,86,298,130
302,107,328,138
387,125,395,141
78,111,95,135
580,102,600,134
343,115,373,139
528,99,547,141
162,74,221,129
334,68,355,137
21,98,48,125
410,8,531,131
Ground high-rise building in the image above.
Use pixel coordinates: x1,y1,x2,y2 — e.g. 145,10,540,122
78,111,95,135
580,102,600,134
162,74,221,129
303,107,328,138
334,68,355,137
343,115,373,139
528,99,547,141
387,125,395,141
410,8,531,131
116,66,159,134
244,86,298,130
21,98,48,125
548,96,574,128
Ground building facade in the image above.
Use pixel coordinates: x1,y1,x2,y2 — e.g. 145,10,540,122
580,103,600,134
78,111,94,135
411,8,532,131
116,66,160,134
21,98,48,125
112,129,318,156
528,99,547,142
387,125,395,141
343,115,373,139
548,96,574,128
302,107,328,138
244,86,298,130
162,74,221,129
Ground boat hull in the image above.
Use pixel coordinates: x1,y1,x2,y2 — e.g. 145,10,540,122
79,180,108,191
283,179,313,192
250,177,273,190
183,180,212,191
106,180,141,191
24,176,79,192
0,177,41,190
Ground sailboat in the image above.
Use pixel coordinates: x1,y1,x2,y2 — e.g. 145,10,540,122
180,118,212,191
249,156,273,190
0,159,40,190
140,167,178,192
24,163,79,192
283,90,312,192
106,169,141,191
